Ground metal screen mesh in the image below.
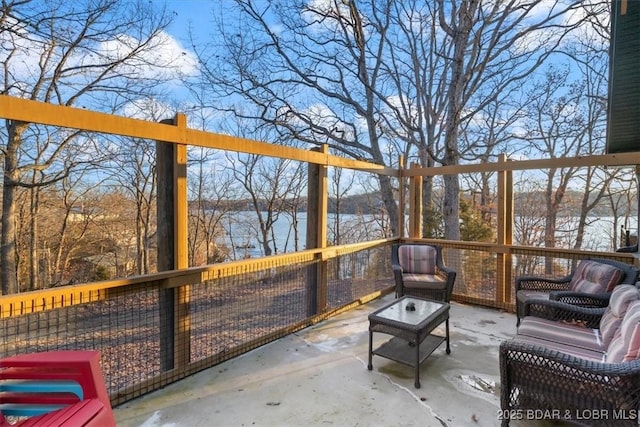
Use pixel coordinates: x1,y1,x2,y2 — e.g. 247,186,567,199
0,246,394,406
327,245,392,309
0,241,628,406
190,261,313,363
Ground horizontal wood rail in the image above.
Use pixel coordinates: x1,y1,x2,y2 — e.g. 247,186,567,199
402,153,640,175
0,96,396,176
1,93,639,407
1,237,634,318
0,238,395,318
406,238,639,263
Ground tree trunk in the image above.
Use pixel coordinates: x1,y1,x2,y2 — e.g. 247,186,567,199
29,184,41,290
441,0,480,240
53,212,69,285
135,189,144,275
1,121,28,294
378,175,399,237
443,174,461,240
143,209,151,274
544,169,560,274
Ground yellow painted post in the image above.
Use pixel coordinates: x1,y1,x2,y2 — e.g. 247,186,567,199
408,163,423,238
157,113,190,371
173,114,190,369
504,163,514,303
414,164,423,238
174,115,188,270
408,164,416,237
398,156,405,238
316,145,329,313
496,154,513,305
305,145,329,314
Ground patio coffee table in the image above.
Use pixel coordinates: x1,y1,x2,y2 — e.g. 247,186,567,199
367,296,450,388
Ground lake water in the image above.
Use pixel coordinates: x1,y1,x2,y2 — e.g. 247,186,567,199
220,212,638,257
221,211,380,258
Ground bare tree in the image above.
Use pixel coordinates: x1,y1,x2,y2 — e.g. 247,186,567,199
0,0,176,293
381,0,590,239
193,1,402,236
48,174,104,286
188,148,237,265
604,175,638,250
192,0,590,242
112,137,156,275
8,125,110,290
279,162,306,253
89,189,138,278
513,176,548,277
459,94,527,230
111,99,179,275
329,166,356,246
563,6,619,252
228,153,304,257
517,61,615,270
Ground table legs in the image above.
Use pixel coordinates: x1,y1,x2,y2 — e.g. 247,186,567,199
414,336,421,388
445,319,451,354
367,330,373,371
368,316,451,389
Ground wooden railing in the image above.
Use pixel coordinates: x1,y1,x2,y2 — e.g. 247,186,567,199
0,238,636,405
0,241,395,404
1,94,639,405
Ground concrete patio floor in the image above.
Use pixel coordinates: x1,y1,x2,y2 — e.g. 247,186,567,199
113,295,566,427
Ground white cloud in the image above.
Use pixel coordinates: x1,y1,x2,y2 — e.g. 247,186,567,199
1,14,199,99
303,0,349,23
0,17,41,92
563,0,609,46
510,0,609,54
91,30,199,83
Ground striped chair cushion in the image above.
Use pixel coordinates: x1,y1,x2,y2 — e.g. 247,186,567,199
606,300,640,363
570,260,624,294
624,323,640,362
398,245,437,275
600,284,639,346
517,316,603,352
512,335,605,363
402,273,446,290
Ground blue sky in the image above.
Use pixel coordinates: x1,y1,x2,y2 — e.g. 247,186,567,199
166,0,217,46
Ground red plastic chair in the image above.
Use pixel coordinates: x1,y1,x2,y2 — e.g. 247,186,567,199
0,351,115,426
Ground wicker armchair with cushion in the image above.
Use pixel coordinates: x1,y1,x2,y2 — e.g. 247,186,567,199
500,284,640,426
391,243,456,302
515,258,639,326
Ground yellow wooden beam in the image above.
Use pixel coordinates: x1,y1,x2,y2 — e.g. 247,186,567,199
403,152,640,176
0,95,395,175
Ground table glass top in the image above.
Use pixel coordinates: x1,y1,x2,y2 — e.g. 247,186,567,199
373,297,445,325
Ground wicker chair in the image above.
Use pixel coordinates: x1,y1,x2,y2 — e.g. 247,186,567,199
500,284,640,426
500,340,640,426
515,258,639,326
391,243,456,302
